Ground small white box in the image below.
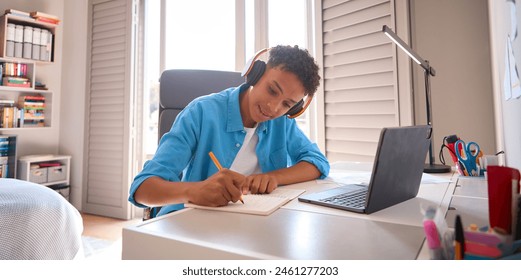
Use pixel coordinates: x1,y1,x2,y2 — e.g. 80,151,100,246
47,165,67,183
29,168,47,184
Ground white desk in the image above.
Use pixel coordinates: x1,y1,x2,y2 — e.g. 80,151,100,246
123,165,461,260
446,176,489,229
416,175,490,259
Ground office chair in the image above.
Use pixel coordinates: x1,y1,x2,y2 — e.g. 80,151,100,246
143,69,244,220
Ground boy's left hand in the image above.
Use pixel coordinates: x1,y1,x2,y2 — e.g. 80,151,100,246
242,174,278,194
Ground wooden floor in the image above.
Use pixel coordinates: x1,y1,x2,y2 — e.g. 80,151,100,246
81,212,141,241
80,212,141,259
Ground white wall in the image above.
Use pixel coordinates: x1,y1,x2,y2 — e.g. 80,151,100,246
410,0,496,164
60,0,87,209
489,0,521,171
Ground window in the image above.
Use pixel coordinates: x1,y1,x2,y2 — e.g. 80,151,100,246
141,0,314,160
163,1,237,71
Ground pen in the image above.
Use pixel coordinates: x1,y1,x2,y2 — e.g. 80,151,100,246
455,215,465,260
208,151,244,204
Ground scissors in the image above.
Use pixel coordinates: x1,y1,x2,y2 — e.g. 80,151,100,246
455,140,480,176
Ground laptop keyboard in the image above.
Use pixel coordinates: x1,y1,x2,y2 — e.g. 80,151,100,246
320,189,367,208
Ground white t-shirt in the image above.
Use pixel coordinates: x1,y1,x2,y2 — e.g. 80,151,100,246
230,126,262,175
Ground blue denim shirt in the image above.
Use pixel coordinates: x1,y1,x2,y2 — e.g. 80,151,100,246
128,84,330,216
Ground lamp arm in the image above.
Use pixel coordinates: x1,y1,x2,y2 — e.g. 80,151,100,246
382,25,434,74
382,25,451,173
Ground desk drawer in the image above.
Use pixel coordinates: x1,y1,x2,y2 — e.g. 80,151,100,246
446,196,489,228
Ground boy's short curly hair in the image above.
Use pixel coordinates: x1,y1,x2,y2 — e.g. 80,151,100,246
267,45,320,96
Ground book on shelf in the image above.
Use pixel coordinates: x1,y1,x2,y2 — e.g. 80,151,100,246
35,81,48,90
0,163,8,178
4,76,29,84
2,63,28,77
19,95,45,109
20,102,45,109
21,118,44,127
0,100,15,107
18,95,45,127
1,107,16,128
0,137,8,156
34,17,60,25
38,161,62,167
2,82,31,88
17,108,24,128
2,77,31,88
4,9,33,19
0,136,9,178
30,11,60,24
19,95,45,101
184,188,305,216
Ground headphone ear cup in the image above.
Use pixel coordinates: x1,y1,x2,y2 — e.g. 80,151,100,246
246,60,266,86
286,99,304,117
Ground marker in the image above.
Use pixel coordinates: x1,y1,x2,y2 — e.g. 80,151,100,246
423,220,443,259
455,215,465,260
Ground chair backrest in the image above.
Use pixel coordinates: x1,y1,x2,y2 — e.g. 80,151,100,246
158,69,244,140
144,69,243,220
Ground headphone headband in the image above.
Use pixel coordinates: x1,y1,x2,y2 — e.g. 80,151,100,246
241,48,270,78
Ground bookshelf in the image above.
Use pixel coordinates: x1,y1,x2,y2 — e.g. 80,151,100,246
0,10,58,130
0,58,52,129
0,13,56,63
0,28,54,129
17,154,71,201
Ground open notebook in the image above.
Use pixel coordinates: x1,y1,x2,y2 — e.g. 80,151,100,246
184,188,305,216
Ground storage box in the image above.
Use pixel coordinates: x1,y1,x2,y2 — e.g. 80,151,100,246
55,186,69,201
47,165,67,183
50,184,70,201
29,167,47,184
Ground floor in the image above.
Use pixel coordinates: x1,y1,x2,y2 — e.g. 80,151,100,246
80,212,141,259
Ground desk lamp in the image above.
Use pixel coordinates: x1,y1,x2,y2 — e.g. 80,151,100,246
382,25,451,173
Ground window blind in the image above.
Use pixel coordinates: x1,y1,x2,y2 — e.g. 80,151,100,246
83,0,136,219
322,0,398,163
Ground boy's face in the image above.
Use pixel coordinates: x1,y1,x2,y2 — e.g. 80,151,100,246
242,66,306,127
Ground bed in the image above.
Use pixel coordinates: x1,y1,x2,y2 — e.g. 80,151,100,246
0,178,83,259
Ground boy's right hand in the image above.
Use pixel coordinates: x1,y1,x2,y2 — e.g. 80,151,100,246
187,169,246,207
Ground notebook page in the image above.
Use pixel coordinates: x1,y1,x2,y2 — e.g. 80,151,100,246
184,188,305,216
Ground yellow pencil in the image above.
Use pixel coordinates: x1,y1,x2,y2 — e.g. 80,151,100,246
208,151,223,170
208,151,244,204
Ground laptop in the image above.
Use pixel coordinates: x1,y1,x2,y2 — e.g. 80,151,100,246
298,125,432,214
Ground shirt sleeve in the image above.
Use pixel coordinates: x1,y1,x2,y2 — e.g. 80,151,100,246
285,119,330,179
128,102,203,208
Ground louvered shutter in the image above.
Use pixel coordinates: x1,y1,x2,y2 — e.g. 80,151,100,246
322,0,404,162
83,0,136,219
